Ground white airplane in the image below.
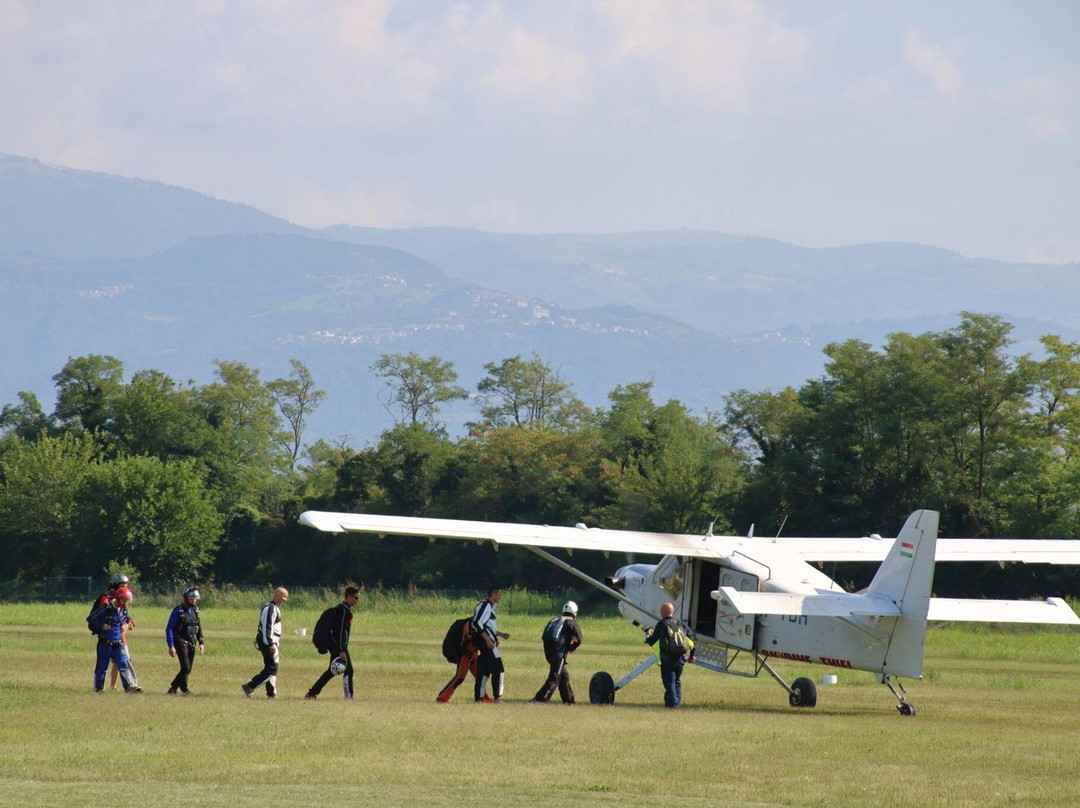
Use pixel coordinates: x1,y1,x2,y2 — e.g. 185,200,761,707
298,508,1080,715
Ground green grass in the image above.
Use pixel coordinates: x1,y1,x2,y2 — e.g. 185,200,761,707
2,603,1079,807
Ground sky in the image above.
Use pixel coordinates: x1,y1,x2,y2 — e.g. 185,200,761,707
1,0,1078,263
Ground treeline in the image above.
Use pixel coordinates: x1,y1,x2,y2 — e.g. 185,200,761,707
2,313,1079,598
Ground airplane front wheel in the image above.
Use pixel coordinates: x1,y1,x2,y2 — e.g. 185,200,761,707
589,671,616,704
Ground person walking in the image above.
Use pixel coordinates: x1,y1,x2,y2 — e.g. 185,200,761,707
92,587,141,693
471,586,510,703
242,586,288,698
89,573,138,690
644,601,695,708
165,587,205,695
436,618,480,703
531,600,583,704
305,586,359,700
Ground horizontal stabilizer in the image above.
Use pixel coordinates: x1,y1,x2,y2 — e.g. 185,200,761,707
927,597,1080,625
713,587,901,618
775,536,1080,565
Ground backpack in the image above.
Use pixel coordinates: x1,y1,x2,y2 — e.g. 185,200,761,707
542,616,565,648
660,620,689,657
86,604,108,635
312,607,335,655
442,617,470,663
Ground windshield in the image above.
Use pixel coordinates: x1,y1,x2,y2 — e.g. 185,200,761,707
657,556,685,600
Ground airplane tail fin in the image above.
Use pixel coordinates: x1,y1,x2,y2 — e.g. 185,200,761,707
865,509,939,678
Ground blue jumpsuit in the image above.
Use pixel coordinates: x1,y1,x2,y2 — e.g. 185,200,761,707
94,603,137,692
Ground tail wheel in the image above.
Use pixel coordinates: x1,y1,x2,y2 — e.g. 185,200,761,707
789,676,817,708
589,671,616,704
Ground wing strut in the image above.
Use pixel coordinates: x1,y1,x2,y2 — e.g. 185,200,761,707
525,545,664,625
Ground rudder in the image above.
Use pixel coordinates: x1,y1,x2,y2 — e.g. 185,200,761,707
866,510,939,679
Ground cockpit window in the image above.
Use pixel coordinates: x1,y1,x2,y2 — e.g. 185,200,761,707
657,556,685,599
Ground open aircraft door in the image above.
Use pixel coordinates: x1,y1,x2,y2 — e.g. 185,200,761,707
691,560,758,651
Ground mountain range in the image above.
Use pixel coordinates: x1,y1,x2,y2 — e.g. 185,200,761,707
2,153,1077,445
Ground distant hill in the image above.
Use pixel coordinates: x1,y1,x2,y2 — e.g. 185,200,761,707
0,154,302,259
2,154,1076,444
320,225,1080,339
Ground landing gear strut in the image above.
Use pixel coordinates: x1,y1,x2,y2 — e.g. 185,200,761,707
883,675,916,716
589,655,658,705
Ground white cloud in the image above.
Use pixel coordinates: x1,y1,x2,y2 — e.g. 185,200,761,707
478,25,591,114
0,0,30,39
989,74,1074,140
598,0,811,112
902,27,963,96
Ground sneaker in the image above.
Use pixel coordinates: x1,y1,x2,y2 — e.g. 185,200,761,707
167,688,177,695
436,695,450,703
304,692,317,700
479,695,494,703
127,687,143,694
180,690,191,696
241,684,253,698
266,693,275,698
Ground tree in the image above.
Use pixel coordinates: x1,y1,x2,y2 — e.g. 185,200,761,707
417,422,604,589
935,313,1029,535
52,354,125,434
599,386,746,534
372,352,467,432
723,386,815,534
109,369,207,461
996,335,1080,537
0,391,56,443
0,432,99,577
475,353,586,429
192,360,282,509
268,359,326,472
72,455,222,583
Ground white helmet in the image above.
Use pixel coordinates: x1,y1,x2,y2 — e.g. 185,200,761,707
562,601,578,617
330,658,347,676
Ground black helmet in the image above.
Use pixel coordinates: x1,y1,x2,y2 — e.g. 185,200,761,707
184,587,201,601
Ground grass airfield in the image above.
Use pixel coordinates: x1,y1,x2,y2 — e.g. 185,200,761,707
2,603,1079,808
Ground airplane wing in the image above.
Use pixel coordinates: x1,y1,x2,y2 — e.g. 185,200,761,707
773,537,1080,565
298,511,1080,564
297,511,722,558
927,597,1080,624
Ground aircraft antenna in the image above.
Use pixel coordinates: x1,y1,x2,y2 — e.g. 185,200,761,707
771,514,789,543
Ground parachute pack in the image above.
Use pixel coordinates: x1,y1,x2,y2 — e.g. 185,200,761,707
86,604,108,635
660,620,689,657
541,616,565,648
312,607,334,654
441,617,471,663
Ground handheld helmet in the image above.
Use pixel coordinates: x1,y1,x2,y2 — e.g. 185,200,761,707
110,573,130,587
184,587,201,601
115,587,133,603
330,658,347,676
562,600,578,617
